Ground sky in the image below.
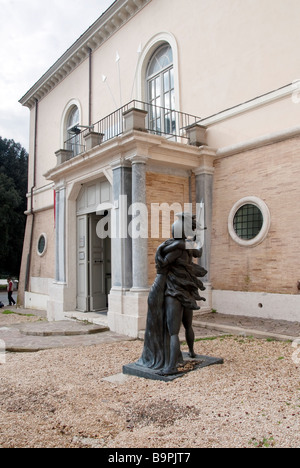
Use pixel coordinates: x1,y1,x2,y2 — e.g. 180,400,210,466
0,0,114,151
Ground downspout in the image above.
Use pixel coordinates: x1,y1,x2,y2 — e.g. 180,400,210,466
88,47,92,127
25,98,38,292
86,46,92,311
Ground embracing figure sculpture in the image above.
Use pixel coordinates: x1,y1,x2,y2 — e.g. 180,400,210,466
137,212,207,376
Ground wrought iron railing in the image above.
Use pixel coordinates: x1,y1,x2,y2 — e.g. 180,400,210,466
64,100,201,156
64,132,86,157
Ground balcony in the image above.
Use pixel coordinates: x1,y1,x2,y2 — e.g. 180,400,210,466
57,100,206,164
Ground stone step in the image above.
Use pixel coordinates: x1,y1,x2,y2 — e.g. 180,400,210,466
64,311,109,328
17,320,109,337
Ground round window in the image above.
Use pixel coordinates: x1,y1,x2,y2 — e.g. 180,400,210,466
233,204,263,240
37,234,47,257
228,197,270,247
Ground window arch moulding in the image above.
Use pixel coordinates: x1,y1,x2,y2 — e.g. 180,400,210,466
60,99,82,149
135,32,181,112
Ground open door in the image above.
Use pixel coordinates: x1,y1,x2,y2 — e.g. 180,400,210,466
77,215,89,311
77,213,108,312
89,214,107,311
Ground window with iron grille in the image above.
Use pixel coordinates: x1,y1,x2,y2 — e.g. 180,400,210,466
233,204,263,240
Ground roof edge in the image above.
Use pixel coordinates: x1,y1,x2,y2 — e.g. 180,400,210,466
19,0,152,109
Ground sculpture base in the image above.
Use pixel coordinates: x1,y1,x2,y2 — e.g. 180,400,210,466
123,353,224,382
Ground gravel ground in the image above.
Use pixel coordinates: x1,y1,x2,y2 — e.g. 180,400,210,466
0,318,299,449
0,310,46,326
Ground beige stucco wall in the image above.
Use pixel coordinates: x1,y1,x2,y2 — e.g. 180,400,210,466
210,136,300,295
35,61,90,189
90,0,300,136
20,0,300,318
26,0,300,194
176,0,300,116
18,207,55,307
29,209,55,280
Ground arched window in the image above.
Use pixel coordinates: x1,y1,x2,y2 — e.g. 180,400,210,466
146,43,175,135
66,105,80,156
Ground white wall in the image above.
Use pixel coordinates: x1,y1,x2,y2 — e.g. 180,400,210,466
213,290,300,322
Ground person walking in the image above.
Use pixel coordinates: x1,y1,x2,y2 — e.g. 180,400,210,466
7,278,16,306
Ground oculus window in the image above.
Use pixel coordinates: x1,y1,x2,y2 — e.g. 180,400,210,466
37,234,47,257
233,204,263,240
228,197,270,247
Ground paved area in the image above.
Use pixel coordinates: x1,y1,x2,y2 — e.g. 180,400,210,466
0,307,133,352
193,312,300,342
0,292,7,304
0,306,299,353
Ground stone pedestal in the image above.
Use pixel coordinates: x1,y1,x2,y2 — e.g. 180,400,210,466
47,282,66,322
123,108,148,132
123,353,224,382
83,131,104,151
108,289,148,338
186,123,207,147
55,149,73,166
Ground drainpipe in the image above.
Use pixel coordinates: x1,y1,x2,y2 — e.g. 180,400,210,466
25,98,38,292
88,47,92,127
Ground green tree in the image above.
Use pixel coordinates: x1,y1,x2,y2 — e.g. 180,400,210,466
0,137,28,277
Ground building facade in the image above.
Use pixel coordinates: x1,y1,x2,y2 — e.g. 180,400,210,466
19,0,300,337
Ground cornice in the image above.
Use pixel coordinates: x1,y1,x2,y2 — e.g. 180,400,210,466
44,130,203,182
216,124,300,159
200,82,298,127
19,0,152,109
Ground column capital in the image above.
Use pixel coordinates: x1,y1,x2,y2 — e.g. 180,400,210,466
110,157,132,171
129,154,149,165
54,180,67,192
194,146,217,176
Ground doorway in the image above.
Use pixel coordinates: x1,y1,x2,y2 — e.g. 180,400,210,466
77,213,111,312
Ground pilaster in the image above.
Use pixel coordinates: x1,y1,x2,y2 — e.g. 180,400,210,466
110,158,132,290
47,183,67,322
193,146,216,313
130,154,149,291
55,185,66,283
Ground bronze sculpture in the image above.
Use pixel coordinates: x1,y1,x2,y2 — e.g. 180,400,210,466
123,212,223,381
138,213,207,375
